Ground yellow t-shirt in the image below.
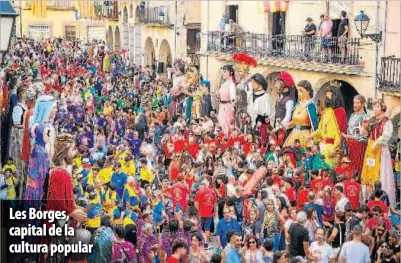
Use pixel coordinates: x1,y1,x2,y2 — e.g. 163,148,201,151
3,164,17,174
5,176,18,199
103,105,113,116
122,160,136,176
98,166,113,185
140,167,153,183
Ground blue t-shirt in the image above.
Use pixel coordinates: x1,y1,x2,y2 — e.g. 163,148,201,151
225,244,241,263
304,202,324,225
110,172,127,191
215,218,241,248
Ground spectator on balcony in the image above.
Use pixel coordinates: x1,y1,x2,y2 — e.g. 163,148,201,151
303,17,317,60
320,13,333,62
225,19,236,50
317,14,324,35
220,13,228,46
338,11,349,63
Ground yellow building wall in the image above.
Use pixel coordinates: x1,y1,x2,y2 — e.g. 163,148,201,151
17,8,76,38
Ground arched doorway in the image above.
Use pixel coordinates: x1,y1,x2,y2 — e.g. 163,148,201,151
122,7,129,50
265,71,281,114
144,37,155,67
159,39,172,73
114,26,121,52
134,6,142,66
107,26,114,51
315,80,359,119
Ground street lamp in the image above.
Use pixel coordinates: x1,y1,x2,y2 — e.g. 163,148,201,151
354,10,382,43
0,1,19,63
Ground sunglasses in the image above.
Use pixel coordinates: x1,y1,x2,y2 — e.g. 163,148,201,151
381,245,388,248
248,241,256,244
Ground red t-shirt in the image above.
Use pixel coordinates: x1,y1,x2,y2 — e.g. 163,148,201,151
343,181,361,210
167,256,180,263
171,183,189,211
187,143,199,159
195,188,217,218
335,166,353,180
367,200,388,214
174,139,186,153
296,189,309,209
285,187,296,202
243,142,253,156
365,217,391,230
310,178,332,192
273,176,282,187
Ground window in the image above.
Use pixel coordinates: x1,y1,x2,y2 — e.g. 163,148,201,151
227,5,238,23
28,25,51,40
271,11,286,35
65,26,76,40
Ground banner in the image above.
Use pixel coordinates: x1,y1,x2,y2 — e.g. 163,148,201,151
263,0,289,13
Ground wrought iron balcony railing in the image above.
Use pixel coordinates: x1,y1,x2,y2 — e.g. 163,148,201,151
378,56,401,92
139,6,172,28
207,31,361,65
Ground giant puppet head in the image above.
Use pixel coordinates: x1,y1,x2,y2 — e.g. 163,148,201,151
232,52,257,78
250,73,267,92
52,133,76,167
275,71,295,94
325,81,345,109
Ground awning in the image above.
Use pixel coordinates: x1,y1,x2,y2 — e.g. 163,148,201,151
263,0,289,13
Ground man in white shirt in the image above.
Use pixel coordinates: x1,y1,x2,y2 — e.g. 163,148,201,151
309,227,335,263
334,185,350,212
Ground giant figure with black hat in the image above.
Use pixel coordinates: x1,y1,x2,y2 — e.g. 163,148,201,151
247,73,271,136
269,71,298,146
218,65,236,137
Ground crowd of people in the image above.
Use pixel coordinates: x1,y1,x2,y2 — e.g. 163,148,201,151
0,36,400,263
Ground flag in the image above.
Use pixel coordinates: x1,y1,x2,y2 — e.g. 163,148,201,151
263,0,289,13
75,1,94,18
31,1,47,17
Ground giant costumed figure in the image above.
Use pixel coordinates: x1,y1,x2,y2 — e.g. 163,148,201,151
247,73,271,142
361,100,395,207
232,52,256,129
270,72,297,146
169,59,186,119
42,133,87,263
312,81,347,168
218,65,236,137
342,95,368,176
25,95,57,204
19,86,37,199
284,80,318,148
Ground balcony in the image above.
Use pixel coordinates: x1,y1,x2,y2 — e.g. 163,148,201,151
139,6,172,28
378,56,401,92
206,31,363,74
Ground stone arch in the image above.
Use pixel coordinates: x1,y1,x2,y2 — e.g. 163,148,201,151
144,37,155,67
129,4,134,18
159,39,172,73
114,26,121,51
314,79,359,119
107,26,114,51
